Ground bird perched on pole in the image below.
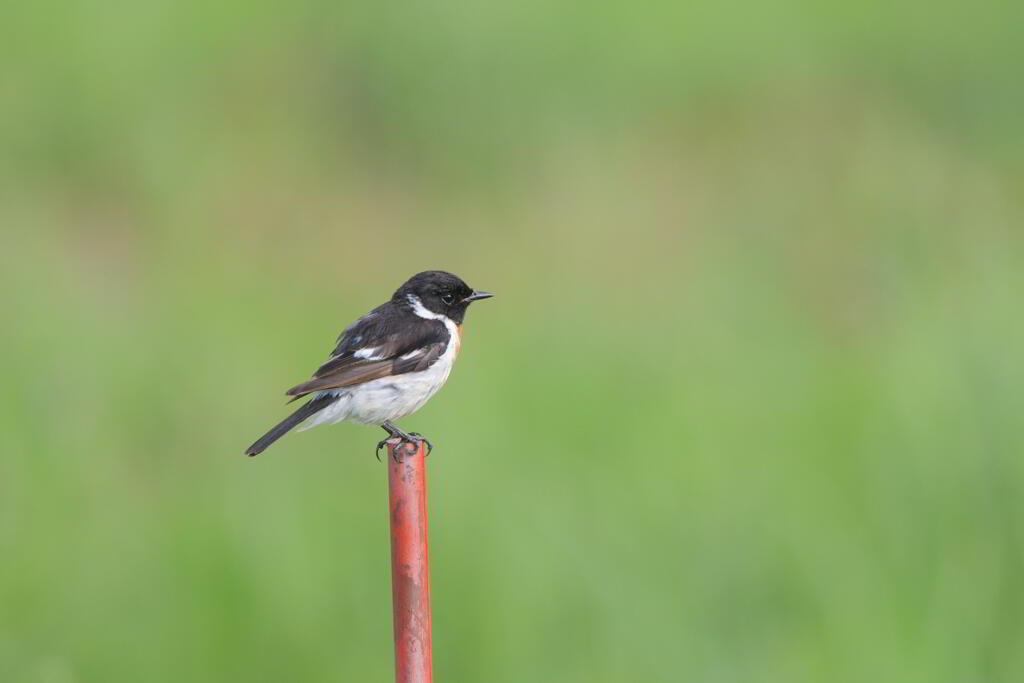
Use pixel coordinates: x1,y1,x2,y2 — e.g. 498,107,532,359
244,271,493,458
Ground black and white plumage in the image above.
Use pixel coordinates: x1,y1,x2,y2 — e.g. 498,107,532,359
244,271,493,456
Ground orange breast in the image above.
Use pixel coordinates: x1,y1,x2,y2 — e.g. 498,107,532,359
454,324,462,357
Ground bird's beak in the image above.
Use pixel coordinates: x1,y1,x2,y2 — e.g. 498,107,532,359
464,290,494,302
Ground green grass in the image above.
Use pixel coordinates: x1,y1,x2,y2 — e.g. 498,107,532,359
2,1,1023,681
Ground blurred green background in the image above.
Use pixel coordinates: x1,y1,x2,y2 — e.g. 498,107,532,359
2,1,1023,681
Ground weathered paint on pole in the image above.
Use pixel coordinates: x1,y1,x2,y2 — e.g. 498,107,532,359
388,441,433,683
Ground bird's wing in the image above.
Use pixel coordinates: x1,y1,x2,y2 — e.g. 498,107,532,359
284,309,450,399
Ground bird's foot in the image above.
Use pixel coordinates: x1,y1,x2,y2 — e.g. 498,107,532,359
377,421,433,461
376,435,433,461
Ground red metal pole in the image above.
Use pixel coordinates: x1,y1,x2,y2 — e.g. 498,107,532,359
387,441,433,683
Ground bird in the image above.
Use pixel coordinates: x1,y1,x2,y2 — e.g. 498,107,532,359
244,270,493,458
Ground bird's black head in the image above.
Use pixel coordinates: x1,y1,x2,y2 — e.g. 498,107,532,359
394,270,494,324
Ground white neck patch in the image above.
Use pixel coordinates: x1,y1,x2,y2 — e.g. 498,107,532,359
406,294,458,335
407,294,445,321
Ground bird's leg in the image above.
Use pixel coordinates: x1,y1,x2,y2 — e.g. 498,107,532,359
377,421,432,460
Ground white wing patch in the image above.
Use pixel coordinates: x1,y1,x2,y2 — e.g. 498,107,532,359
353,347,385,360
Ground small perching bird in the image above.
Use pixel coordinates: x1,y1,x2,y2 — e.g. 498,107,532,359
244,271,493,457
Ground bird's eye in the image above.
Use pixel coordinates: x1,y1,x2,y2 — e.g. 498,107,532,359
440,294,454,305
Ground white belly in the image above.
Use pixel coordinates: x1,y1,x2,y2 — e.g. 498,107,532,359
299,342,456,429
339,357,454,424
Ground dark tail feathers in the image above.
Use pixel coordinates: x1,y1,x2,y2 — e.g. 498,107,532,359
244,394,338,456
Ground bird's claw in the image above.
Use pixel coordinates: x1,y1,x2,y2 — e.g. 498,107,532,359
408,433,434,456
376,436,402,461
